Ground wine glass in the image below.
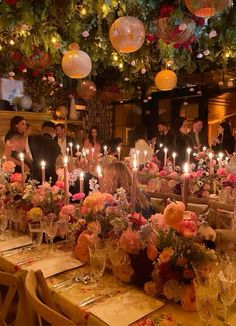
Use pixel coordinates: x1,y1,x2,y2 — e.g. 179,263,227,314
218,255,236,324
28,221,43,250
0,211,8,241
43,220,58,251
194,265,219,325
89,247,106,287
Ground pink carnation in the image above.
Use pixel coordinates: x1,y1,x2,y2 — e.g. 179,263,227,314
196,170,204,177
72,192,85,201
159,170,168,177
179,219,197,238
227,174,236,183
2,160,16,174
128,212,147,226
60,204,75,216
217,168,227,176
10,173,22,183
119,228,143,254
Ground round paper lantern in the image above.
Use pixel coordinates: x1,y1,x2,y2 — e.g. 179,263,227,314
109,16,145,53
23,50,50,70
19,96,32,111
156,17,196,44
77,80,97,100
155,70,177,91
185,0,229,18
56,105,68,118
62,49,92,79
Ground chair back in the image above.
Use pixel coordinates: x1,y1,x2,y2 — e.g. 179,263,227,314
215,229,236,253
25,270,75,326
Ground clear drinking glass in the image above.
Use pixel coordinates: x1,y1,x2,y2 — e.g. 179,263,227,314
28,221,43,249
0,211,8,241
43,220,58,251
89,247,106,286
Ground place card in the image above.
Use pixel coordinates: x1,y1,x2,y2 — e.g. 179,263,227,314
0,235,32,252
25,252,84,278
89,289,164,326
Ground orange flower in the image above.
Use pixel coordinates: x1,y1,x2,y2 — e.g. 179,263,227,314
163,201,185,230
159,248,174,264
147,245,158,261
73,230,98,263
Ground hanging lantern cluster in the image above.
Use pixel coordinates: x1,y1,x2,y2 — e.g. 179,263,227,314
156,17,196,45
109,16,145,53
77,80,97,100
184,0,230,18
62,44,92,79
155,70,177,91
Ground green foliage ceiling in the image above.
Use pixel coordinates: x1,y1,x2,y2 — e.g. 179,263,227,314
0,0,236,101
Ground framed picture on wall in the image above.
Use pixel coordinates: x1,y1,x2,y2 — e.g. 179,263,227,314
0,78,24,104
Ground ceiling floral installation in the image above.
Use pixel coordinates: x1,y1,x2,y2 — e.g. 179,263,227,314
0,0,236,109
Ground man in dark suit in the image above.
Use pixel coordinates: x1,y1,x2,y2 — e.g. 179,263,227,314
188,118,208,152
7,132,61,184
42,121,56,139
54,123,75,156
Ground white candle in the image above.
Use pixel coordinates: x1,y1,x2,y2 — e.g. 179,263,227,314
208,152,214,175
91,148,94,160
103,145,107,156
144,150,147,165
164,147,168,168
41,160,46,184
79,171,84,193
203,146,207,152
182,162,190,208
117,147,121,161
69,142,73,157
63,156,69,204
218,152,224,168
186,147,192,165
131,158,138,212
172,152,177,170
76,144,80,152
66,147,69,156
19,152,24,186
97,165,102,186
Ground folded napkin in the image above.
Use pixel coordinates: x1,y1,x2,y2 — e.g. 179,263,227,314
0,235,32,252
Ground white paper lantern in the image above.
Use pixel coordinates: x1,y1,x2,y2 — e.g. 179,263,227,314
19,96,32,110
62,49,92,79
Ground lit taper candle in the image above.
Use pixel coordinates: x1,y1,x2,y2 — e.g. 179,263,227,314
41,160,46,184
19,152,25,186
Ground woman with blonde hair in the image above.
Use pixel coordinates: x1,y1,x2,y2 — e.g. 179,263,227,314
100,161,151,216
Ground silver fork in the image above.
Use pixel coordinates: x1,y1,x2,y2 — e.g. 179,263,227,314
52,274,92,289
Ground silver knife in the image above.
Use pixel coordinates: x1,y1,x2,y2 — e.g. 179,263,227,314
79,294,103,307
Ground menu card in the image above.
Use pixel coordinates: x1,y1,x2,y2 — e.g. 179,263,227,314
89,289,164,326
25,252,84,278
0,235,32,252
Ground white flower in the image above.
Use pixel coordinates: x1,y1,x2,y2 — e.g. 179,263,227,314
48,76,55,83
131,60,136,66
189,87,195,92
8,71,15,77
42,76,47,81
50,91,54,95
22,68,27,73
141,68,146,74
197,53,203,59
218,81,224,86
82,30,89,38
124,77,129,81
209,30,217,38
203,49,210,56
59,83,63,88
227,81,234,87
179,23,187,31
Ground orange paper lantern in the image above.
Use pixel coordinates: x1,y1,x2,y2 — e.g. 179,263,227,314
155,70,177,91
156,17,196,44
62,49,92,79
77,80,97,100
109,16,145,53
185,0,229,18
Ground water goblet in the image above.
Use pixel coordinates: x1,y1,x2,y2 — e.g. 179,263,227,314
0,211,8,241
89,247,106,288
43,220,58,251
28,221,43,250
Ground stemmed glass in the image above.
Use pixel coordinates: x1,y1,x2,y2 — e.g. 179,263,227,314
0,211,8,241
28,221,43,250
89,247,106,288
194,265,219,326
43,219,58,252
218,255,236,324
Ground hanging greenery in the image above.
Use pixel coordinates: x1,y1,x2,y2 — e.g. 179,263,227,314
0,0,235,109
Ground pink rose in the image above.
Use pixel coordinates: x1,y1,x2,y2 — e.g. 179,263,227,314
72,192,85,201
217,168,227,176
73,230,98,262
128,212,147,226
119,228,143,254
159,170,167,177
196,170,204,177
31,193,44,206
179,219,197,238
55,180,64,189
10,173,22,183
227,174,236,183
2,160,16,174
169,172,178,179
60,204,75,216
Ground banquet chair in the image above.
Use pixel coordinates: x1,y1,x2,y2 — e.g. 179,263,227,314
0,270,32,326
215,229,236,253
25,270,76,326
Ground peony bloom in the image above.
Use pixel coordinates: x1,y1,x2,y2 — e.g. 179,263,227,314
2,160,16,174
227,173,236,183
119,228,143,255
159,170,168,177
73,230,98,263
31,193,44,206
128,212,147,226
83,191,113,214
163,201,185,231
10,173,22,183
159,248,174,264
179,219,197,238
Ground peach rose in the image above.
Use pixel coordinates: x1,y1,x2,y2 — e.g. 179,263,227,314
60,204,75,216
73,230,98,263
180,283,196,312
144,281,158,298
119,228,143,255
163,201,185,230
159,248,174,264
112,262,134,283
147,245,158,261
2,160,15,174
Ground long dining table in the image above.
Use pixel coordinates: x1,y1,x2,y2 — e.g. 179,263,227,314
0,232,236,326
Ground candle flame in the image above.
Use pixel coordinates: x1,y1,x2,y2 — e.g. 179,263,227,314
186,147,192,154
218,152,224,159
64,156,68,165
97,165,102,176
172,152,177,158
41,160,46,168
164,147,168,153
69,142,73,148
208,152,213,160
117,146,120,152
183,162,189,174
19,152,24,161
80,171,84,179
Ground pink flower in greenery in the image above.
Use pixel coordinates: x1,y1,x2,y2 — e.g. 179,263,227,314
227,174,236,183
217,168,227,176
55,180,64,189
128,212,147,227
179,219,197,238
72,192,85,201
159,170,167,177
